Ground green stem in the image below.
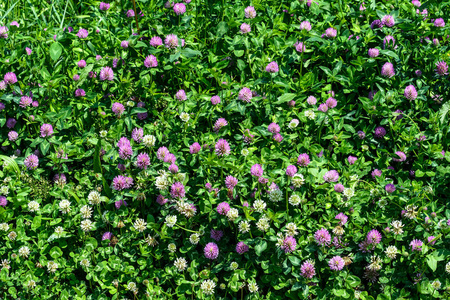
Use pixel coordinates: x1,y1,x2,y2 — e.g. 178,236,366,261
175,224,197,233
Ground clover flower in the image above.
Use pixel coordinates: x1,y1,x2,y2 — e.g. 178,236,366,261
329,256,345,271
204,242,219,259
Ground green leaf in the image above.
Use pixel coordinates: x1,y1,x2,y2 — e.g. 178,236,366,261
415,170,424,177
50,42,63,61
93,139,102,173
131,107,147,114
288,256,300,266
234,50,245,57
255,240,267,256
275,93,296,104
0,268,8,280
181,48,202,58
40,139,50,156
66,189,80,204
125,117,132,131
169,51,181,62
427,256,437,272
345,275,361,287
85,237,98,252
31,215,41,231
50,246,63,259
216,21,229,37
379,50,398,59
438,101,450,125
0,155,20,176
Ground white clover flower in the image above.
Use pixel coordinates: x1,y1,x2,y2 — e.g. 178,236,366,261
385,245,398,259
80,205,92,219
248,281,259,293
431,280,441,290
8,231,17,240
19,246,30,258
143,135,156,147
268,189,283,202
289,194,301,206
305,110,316,120
88,191,101,205
253,199,266,212
173,172,186,183
189,233,200,245
0,185,9,195
27,280,36,289
367,255,382,271
0,223,9,231
200,279,216,295
28,201,40,212
446,261,450,274
55,226,64,235
165,215,177,227
241,148,250,156
47,261,58,273
285,223,298,236
343,188,355,199
3,177,12,183
155,175,170,190
275,232,284,248
256,216,270,232
99,130,107,138
80,259,90,267
230,261,239,270
1,259,11,270
238,221,250,233
404,205,418,219
370,189,380,196
133,218,147,232
174,257,188,272
168,243,177,253
291,174,305,188
378,199,387,208
391,220,404,235
59,199,71,214
80,219,93,232
226,208,239,221
332,226,344,236
288,119,299,129
145,235,158,247
423,185,433,195
126,101,135,107
127,282,137,292
180,112,190,122
349,174,359,181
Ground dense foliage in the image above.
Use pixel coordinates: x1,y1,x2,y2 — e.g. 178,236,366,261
0,0,450,299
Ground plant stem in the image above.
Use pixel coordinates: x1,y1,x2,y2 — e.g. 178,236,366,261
131,0,140,33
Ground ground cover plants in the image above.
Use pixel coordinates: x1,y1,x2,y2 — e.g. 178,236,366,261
0,0,450,299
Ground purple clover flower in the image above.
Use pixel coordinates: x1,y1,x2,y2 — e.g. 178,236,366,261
314,228,331,246
24,154,39,170
217,202,230,215
404,85,418,100
329,256,345,271
189,142,201,154
286,165,297,177
236,241,249,254
300,261,315,278
323,170,339,182
225,176,238,189
204,242,219,259
40,124,53,137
